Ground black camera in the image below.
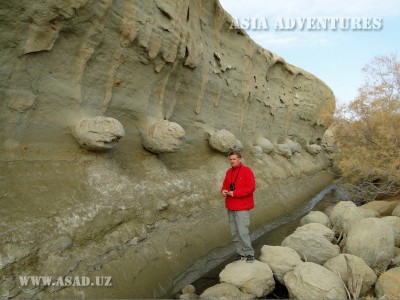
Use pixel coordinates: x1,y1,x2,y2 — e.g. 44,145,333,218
229,183,235,191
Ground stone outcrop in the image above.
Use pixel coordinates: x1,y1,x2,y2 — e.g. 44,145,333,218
0,0,335,298
375,267,400,300
380,216,400,247
259,245,302,285
294,222,335,241
179,285,199,300
254,137,274,154
300,211,332,228
344,218,395,274
281,224,340,264
195,198,400,299
330,201,379,234
392,203,400,217
219,260,275,298
209,129,238,153
141,120,185,153
200,283,254,300
306,143,322,155
284,262,347,299
73,116,125,151
324,254,377,296
361,200,399,216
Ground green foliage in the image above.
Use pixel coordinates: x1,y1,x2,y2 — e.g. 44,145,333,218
333,53,400,201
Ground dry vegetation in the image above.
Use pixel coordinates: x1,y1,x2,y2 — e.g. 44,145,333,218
333,53,400,203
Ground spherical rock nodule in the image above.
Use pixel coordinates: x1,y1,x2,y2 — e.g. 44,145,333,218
275,143,292,158
209,129,237,153
306,144,322,155
141,120,185,154
255,137,273,154
74,116,125,151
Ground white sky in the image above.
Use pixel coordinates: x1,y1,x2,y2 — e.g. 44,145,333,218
219,0,400,104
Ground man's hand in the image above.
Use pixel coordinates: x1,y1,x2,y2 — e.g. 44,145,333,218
222,190,233,197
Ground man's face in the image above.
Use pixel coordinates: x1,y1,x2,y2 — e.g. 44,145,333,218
229,154,241,168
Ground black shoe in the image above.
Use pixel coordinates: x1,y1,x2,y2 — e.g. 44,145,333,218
235,255,245,261
246,255,254,263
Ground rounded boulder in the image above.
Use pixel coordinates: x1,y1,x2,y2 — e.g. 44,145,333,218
74,116,125,151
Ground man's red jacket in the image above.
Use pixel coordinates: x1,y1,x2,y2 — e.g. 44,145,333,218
221,163,256,211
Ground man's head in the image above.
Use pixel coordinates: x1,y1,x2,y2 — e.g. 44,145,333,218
228,151,242,168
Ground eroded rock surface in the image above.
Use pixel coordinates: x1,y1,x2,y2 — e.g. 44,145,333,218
0,0,335,298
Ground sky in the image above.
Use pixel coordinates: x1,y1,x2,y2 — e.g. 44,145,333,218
219,0,400,104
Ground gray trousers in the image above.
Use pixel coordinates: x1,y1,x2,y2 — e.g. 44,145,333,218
227,210,254,256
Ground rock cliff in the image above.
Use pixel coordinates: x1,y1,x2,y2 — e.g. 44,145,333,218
0,0,335,298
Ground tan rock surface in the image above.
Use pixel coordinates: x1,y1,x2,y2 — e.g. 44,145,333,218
375,267,400,300
0,0,335,298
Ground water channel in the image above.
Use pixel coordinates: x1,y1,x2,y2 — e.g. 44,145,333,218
177,182,349,298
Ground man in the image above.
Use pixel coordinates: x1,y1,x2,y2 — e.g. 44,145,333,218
221,151,256,263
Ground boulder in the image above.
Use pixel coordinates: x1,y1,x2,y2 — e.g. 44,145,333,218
209,129,236,153
250,145,263,157
200,283,254,300
330,201,379,234
344,218,395,274
255,137,273,154
141,120,185,153
234,139,244,152
300,211,332,228
259,245,302,285
182,285,196,294
286,139,301,154
391,254,400,268
281,227,340,265
392,203,400,218
275,143,292,158
180,292,199,300
306,143,322,155
294,222,335,242
380,216,400,247
375,267,400,300
360,200,399,216
321,128,335,153
219,260,275,298
73,116,125,151
284,262,347,299
179,294,198,300
323,254,377,296
330,201,356,230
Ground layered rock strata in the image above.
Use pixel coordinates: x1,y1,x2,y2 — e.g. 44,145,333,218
0,0,335,298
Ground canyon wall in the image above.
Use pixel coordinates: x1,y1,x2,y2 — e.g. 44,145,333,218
0,0,335,298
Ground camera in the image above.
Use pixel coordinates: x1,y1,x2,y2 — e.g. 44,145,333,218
229,183,235,191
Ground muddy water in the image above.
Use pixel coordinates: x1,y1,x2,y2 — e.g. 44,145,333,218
186,183,347,298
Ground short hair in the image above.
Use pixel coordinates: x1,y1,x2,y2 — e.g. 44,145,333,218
228,151,241,158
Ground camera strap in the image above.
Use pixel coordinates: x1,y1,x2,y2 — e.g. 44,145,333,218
230,164,242,186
